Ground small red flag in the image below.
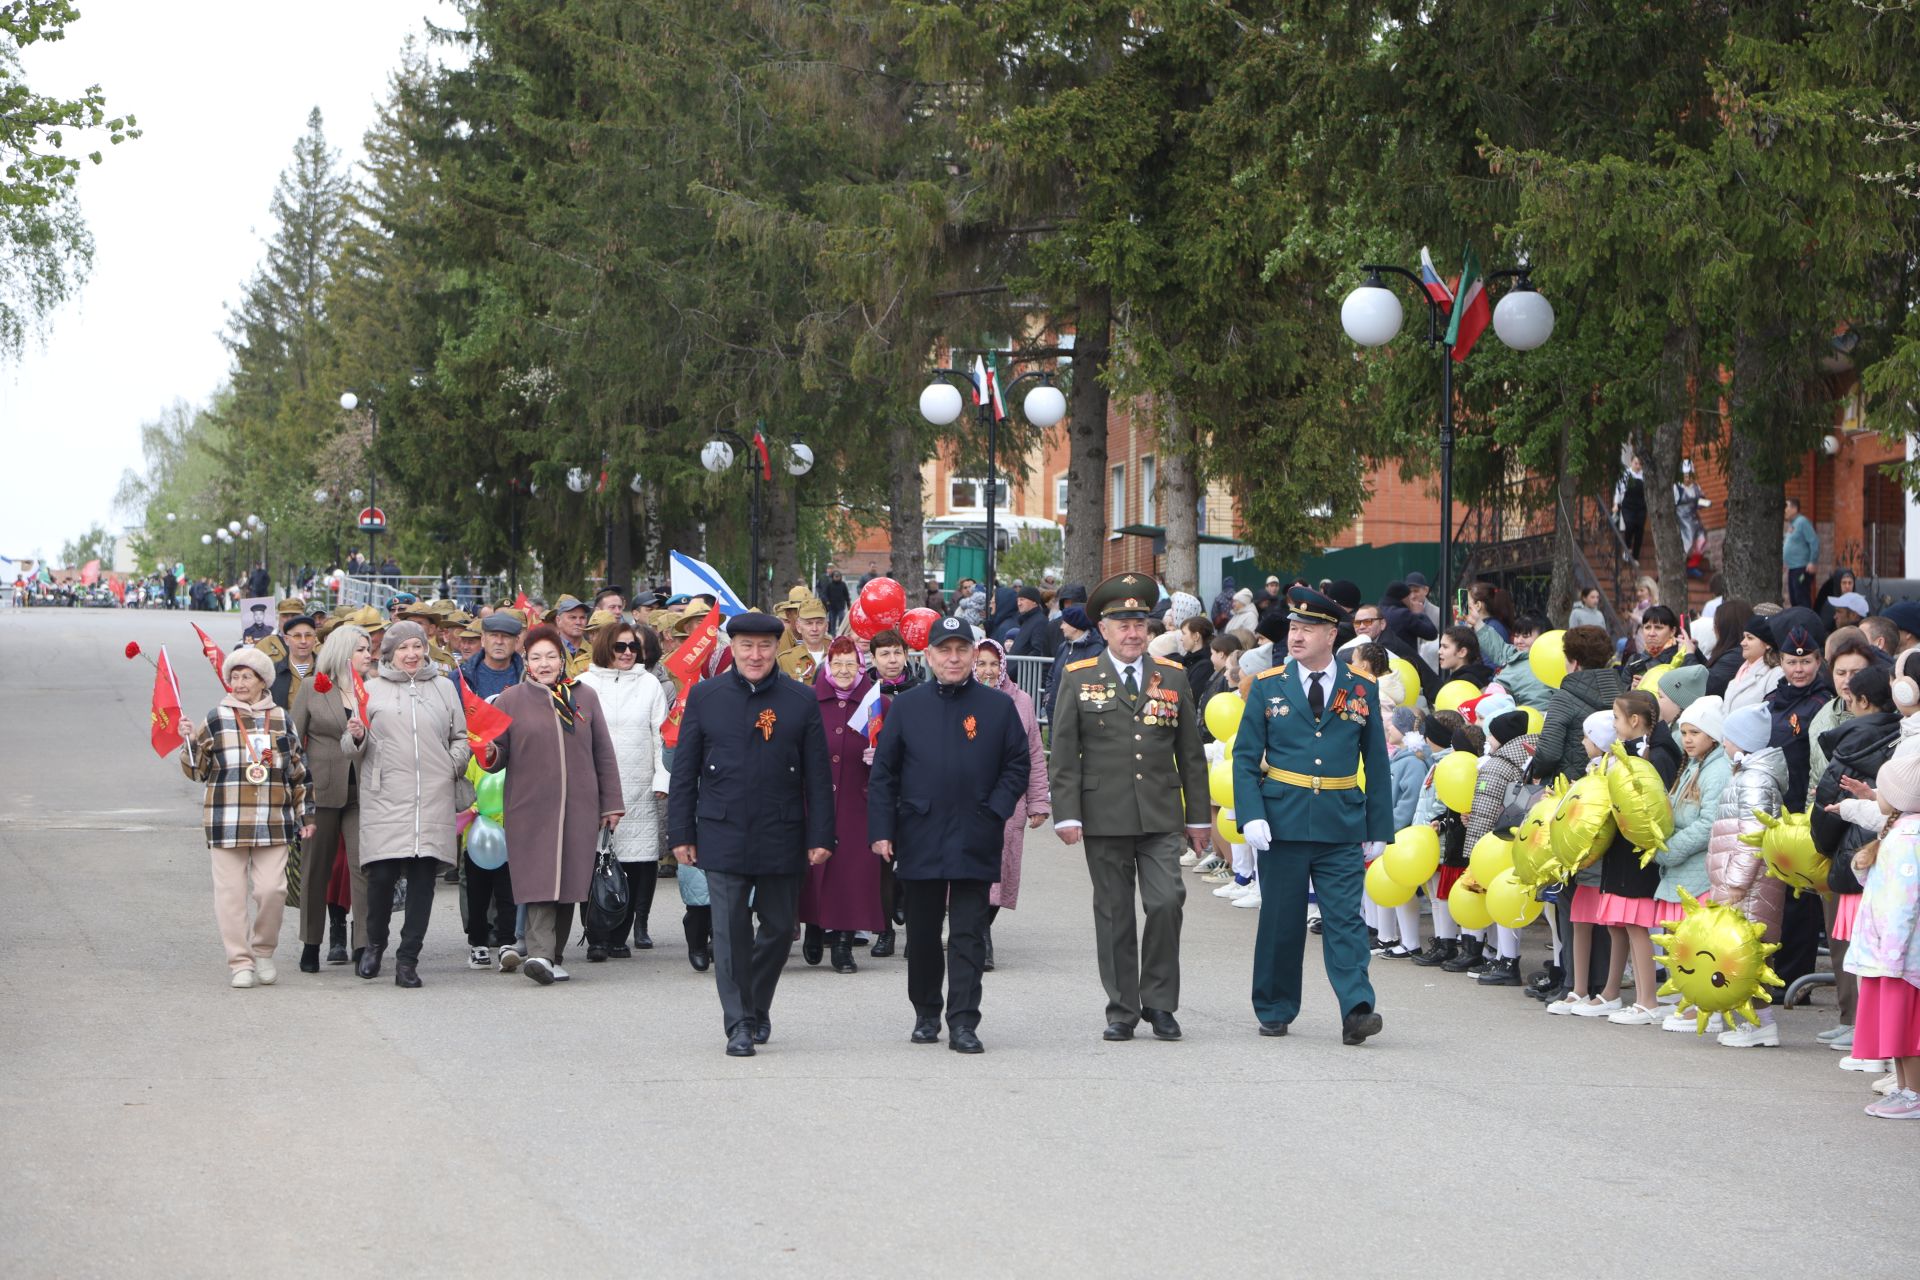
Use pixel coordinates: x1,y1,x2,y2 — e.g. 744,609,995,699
513,590,531,613
458,677,513,752
752,430,772,482
661,680,693,749
150,647,185,757
660,608,723,748
80,558,101,585
350,667,371,724
189,621,229,690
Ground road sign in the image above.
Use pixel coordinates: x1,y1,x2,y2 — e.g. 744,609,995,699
357,507,387,532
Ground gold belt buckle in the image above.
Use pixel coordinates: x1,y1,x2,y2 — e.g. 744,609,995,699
1311,775,1322,794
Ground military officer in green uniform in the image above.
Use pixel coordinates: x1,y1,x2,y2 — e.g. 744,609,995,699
1231,585,1392,1044
1050,572,1211,1042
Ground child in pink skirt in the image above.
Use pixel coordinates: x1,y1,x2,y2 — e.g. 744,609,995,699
1549,711,1622,1016
1595,691,1683,1024
1847,754,1920,1117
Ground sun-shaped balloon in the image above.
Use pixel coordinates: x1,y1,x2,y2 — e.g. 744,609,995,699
1740,809,1830,898
1550,772,1617,878
1606,742,1674,867
1650,888,1784,1032
1510,788,1562,886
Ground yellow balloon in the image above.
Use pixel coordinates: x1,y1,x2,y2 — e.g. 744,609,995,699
1388,655,1421,706
1651,888,1785,1031
1366,856,1416,907
1510,790,1562,885
1434,750,1479,814
1383,825,1441,887
1208,758,1234,808
1468,832,1515,887
1217,810,1243,845
1205,690,1245,742
1484,868,1544,928
1435,679,1480,713
1529,629,1567,689
1605,741,1674,865
1448,877,1496,931
1550,772,1617,874
1743,809,1830,897
1522,706,1545,735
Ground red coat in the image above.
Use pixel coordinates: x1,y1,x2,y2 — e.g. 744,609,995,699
799,668,885,931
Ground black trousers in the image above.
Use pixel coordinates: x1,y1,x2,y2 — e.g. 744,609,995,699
365,856,437,963
705,870,800,1035
463,854,515,948
587,861,659,945
903,878,991,1031
1774,888,1823,988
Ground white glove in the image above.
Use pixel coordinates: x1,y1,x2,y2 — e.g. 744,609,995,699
1362,840,1386,860
1241,819,1272,852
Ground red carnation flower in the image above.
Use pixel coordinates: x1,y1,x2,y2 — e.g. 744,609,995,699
124,641,142,660
311,673,334,693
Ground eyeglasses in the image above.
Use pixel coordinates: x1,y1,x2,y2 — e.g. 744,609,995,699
1354,615,1381,627
611,640,641,654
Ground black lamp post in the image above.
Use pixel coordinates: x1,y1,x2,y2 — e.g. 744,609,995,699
701,422,814,609
917,354,1067,593
1340,260,1556,627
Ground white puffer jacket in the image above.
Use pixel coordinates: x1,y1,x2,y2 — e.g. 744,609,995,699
576,664,669,862
1706,745,1787,938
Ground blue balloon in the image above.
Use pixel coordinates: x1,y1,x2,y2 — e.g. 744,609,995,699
467,814,508,870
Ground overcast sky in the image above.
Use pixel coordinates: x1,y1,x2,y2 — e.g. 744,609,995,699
0,1,460,561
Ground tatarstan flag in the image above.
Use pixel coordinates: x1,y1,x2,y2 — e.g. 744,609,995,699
1445,245,1491,362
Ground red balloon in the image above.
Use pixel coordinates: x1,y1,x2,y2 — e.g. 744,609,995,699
898,607,940,651
848,598,886,641
859,576,907,628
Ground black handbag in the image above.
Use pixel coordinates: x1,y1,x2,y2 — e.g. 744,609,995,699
586,829,630,933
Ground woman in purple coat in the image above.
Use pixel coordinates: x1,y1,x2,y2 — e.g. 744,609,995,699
974,640,1050,970
800,638,885,973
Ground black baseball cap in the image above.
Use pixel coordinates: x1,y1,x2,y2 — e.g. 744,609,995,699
929,616,974,647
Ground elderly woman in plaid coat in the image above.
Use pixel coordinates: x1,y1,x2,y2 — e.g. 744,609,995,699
178,647,315,987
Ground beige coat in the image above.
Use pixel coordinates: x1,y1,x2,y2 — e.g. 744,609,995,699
484,680,624,904
351,665,469,865
289,680,359,808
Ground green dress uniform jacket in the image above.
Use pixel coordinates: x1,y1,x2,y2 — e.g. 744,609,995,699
1048,652,1209,834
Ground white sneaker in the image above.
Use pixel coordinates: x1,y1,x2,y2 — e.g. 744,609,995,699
497,945,523,973
1232,890,1262,909
1568,997,1624,1018
1826,1027,1856,1051
1200,868,1233,884
523,957,555,985
1839,1055,1892,1072
551,964,571,982
1214,880,1250,898
1179,849,1200,868
1872,1072,1899,1096
253,957,277,986
230,968,257,989
1717,1021,1780,1048
1662,1009,1725,1034
1815,1023,1852,1043
1546,993,1597,1016
1192,855,1226,875
1607,1003,1663,1026
469,946,492,970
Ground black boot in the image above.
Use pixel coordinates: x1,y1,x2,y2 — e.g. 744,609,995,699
803,923,826,966
356,943,385,980
394,960,422,988
1440,937,1484,973
870,928,895,958
299,943,321,974
830,932,858,974
1477,956,1524,986
685,910,711,972
326,909,349,965
1410,938,1458,968
1525,964,1566,999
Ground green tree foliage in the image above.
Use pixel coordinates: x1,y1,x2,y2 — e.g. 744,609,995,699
58,519,111,569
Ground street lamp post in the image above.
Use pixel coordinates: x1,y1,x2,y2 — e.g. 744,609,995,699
918,355,1067,594
340,392,376,570
701,423,814,609
1340,262,1554,628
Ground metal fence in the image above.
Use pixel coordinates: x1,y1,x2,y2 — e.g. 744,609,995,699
905,651,1055,724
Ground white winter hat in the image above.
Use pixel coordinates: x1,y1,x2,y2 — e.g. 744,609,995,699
223,647,274,689
1876,755,1920,815
1721,704,1774,754
1582,710,1618,753
1676,693,1726,743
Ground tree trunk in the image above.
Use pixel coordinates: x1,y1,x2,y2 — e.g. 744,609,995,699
765,477,800,609
1064,284,1112,590
1548,416,1580,627
1159,397,1199,594
887,416,926,593
1642,324,1696,615
1724,334,1785,606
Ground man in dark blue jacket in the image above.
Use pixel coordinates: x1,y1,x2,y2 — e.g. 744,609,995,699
668,612,835,1057
868,617,1030,1053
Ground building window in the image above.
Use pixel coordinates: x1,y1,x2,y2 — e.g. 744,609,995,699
1110,464,1127,536
1055,475,1069,516
949,477,1010,511
1058,332,1076,367
1140,455,1156,525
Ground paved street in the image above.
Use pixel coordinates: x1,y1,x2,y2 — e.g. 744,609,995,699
1,607,1913,1277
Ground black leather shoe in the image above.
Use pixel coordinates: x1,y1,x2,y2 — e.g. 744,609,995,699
983,927,995,972
830,935,857,974
1342,1007,1384,1045
689,943,711,972
587,943,608,963
607,943,632,958
949,1026,984,1054
355,944,384,980
1478,957,1523,986
1307,915,1324,935
892,901,908,927
911,1015,940,1043
751,1017,771,1046
870,929,895,958
299,944,321,974
326,941,350,966
1142,1008,1182,1041
802,924,825,966
1410,938,1458,968
1534,982,1572,1005
633,930,653,950
725,1028,756,1057
1258,1021,1289,1037
1102,1021,1135,1042
394,961,422,988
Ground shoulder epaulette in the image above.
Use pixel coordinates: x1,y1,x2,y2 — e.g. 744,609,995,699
1066,657,1099,672
1347,664,1377,683
1257,664,1287,679
1153,655,1183,669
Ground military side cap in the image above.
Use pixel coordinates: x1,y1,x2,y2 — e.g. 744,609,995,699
1088,572,1158,622
276,598,306,616
725,610,784,637
928,615,974,646
796,596,828,620
1770,606,1826,658
481,612,524,635
1286,585,1346,627
553,594,588,615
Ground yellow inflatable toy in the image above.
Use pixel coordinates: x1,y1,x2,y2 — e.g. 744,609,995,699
1366,856,1417,908
1388,656,1421,708
1606,741,1675,866
1468,832,1515,888
1741,809,1830,898
1528,629,1567,689
1549,772,1617,876
1208,758,1234,808
1435,679,1480,713
1447,874,1496,931
1522,706,1545,735
1434,751,1479,814
1205,690,1245,742
1484,868,1544,928
1509,789,1562,886
1383,824,1441,888
1651,888,1785,1031
1217,810,1243,846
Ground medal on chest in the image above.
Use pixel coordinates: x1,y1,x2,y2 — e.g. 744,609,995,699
241,716,274,785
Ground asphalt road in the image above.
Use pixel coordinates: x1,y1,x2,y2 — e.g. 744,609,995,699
2,606,1914,1278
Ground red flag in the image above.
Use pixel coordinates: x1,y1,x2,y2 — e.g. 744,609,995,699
661,681,693,749
189,621,229,690
661,608,723,748
150,646,185,757
513,590,531,613
752,430,772,482
80,559,101,585
458,677,513,752
349,667,371,723
107,575,126,603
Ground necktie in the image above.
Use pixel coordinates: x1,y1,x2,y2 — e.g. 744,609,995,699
1308,671,1325,718
1123,664,1140,700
